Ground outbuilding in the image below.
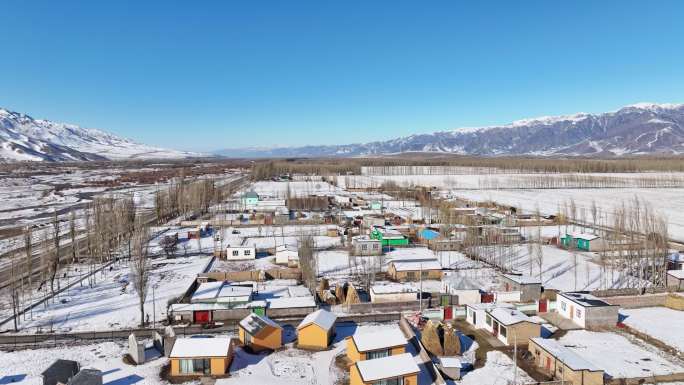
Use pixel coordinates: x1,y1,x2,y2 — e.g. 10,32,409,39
370,227,409,247
169,337,234,377
346,328,407,363
484,306,541,346
388,258,442,282
500,273,542,302
666,270,684,290
561,233,607,252
529,337,604,385
274,244,299,266
350,353,420,385
556,291,619,329
41,359,80,385
442,275,481,305
238,313,283,352
225,245,256,260
351,235,383,256
297,309,337,350
370,283,418,303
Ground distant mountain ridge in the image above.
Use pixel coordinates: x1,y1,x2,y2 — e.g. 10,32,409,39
218,103,684,158
0,108,198,162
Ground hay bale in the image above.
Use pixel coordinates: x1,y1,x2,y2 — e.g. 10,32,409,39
421,320,444,356
335,284,346,304
345,283,361,305
443,324,462,356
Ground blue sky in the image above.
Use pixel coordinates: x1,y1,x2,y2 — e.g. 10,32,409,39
1,1,683,152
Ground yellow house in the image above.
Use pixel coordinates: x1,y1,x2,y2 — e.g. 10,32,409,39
169,337,233,377
297,309,337,350
238,313,283,352
528,337,604,385
388,259,442,282
350,353,420,385
346,328,407,363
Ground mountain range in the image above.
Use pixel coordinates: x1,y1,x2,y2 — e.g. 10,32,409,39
219,102,684,158
0,108,197,162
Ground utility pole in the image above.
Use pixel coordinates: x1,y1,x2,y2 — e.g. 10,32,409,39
419,261,423,312
513,330,518,385
153,284,156,329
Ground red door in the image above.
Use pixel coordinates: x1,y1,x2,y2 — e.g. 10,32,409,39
538,299,548,313
444,306,453,320
194,310,211,324
545,357,551,371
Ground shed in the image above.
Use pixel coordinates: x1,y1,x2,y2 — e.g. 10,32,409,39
169,337,234,377
347,328,407,363
556,291,619,329
41,360,80,385
667,269,684,289
241,191,259,206
225,245,256,260
561,233,607,252
441,275,481,305
297,309,337,350
485,307,541,346
274,244,299,266
370,227,409,247
350,353,420,385
529,337,604,385
500,273,542,302
369,283,418,303
388,258,442,282
238,313,283,352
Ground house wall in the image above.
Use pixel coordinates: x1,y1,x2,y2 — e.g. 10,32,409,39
298,324,332,349
501,322,540,346
346,337,364,363
239,325,283,352
266,306,317,318
520,284,542,302
465,307,489,329
528,341,603,385
557,296,586,328
389,268,441,282
169,356,231,376
349,364,363,385
584,306,619,329
225,247,256,261
452,290,480,305
370,291,417,304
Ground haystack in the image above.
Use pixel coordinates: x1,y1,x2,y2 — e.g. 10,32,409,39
345,283,361,305
421,320,444,356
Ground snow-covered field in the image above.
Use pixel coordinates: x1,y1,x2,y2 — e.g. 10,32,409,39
456,350,533,385
558,330,684,378
0,340,174,385
621,307,684,352
6,255,210,333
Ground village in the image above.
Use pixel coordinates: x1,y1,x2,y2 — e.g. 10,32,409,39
2,163,684,385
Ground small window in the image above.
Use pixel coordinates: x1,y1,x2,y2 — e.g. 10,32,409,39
367,348,390,360
421,271,429,278
500,326,507,338
486,314,492,326
362,244,368,250
560,301,567,311
576,309,582,318
407,272,416,280
232,250,239,256
244,249,251,256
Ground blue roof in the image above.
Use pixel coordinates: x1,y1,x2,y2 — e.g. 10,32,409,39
419,228,440,240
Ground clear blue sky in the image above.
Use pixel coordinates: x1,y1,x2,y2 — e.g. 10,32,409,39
1,1,683,152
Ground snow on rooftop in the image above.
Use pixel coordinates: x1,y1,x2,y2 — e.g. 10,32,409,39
560,292,614,307
352,328,406,352
191,281,224,301
530,338,601,372
390,258,442,271
668,269,684,279
488,307,537,326
298,309,337,331
239,313,280,335
569,232,599,241
355,353,419,382
371,282,418,294
169,337,232,358
266,295,316,309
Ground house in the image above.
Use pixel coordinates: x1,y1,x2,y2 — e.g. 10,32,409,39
556,292,619,329
297,309,337,350
369,200,382,210
560,233,607,252
238,313,283,352
169,337,234,377
351,235,383,256
41,359,80,385
441,275,481,305
274,244,299,266
363,215,386,228
264,295,317,318
528,338,604,385
191,281,253,306
225,245,256,260
370,227,409,247
484,306,541,346
500,273,542,302
188,228,202,240
667,270,684,289
370,283,418,303
350,353,420,385
465,303,508,329
346,328,407,363
388,258,442,281
67,369,103,385
241,191,259,206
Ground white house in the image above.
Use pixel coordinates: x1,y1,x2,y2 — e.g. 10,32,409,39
225,245,256,260
556,291,619,329
465,302,512,329
441,275,481,305
191,281,253,307
274,244,299,266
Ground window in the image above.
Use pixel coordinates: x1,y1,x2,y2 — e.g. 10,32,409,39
421,271,429,278
535,349,540,356
367,349,390,360
372,243,379,249
560,301,567,311
372,377,403,385
232,250,239,256
485,314,492,326
244,249,251,256
179,358,210,375
499,326,507,338
576,309,582,318
407,272,416,280
179,359,193,374
362,244,368,250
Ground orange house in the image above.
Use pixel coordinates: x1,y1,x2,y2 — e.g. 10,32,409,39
346,328,407,363
238,313,283,352
297,309,337,350
169,337,233,377
350,353,420,385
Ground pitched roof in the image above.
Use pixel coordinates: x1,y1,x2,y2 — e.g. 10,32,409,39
239,313,281,336
390,258,442,271
352,328,406,352
169,337,232,358
297,309,337,331
355,353,420,382
530,338,602,372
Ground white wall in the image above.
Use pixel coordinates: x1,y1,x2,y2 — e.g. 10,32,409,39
226,246,256,260
557,296,587,328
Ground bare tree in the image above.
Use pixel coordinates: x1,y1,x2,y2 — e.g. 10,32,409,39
130,225,151,327
24,226,33,288
298,233,317,294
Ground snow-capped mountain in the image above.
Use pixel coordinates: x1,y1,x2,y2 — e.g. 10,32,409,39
0,108,199,162
219,103,684,158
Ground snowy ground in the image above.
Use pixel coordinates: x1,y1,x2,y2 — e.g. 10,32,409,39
454,350,533,385
0,340,177,385
557,330,684,378
621,307,684,352
6,255,210,333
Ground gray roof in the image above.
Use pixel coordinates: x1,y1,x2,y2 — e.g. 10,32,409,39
444,275,481,291
239,313,281,336
559,291,615,307
530,338,602,372
67,369,103,385
41,360,79,383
